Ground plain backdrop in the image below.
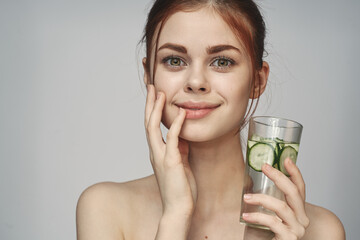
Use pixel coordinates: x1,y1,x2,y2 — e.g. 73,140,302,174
1,0,359,239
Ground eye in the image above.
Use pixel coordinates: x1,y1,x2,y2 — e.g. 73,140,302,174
169,58,181,66
162,56,186,67
211,57,235,68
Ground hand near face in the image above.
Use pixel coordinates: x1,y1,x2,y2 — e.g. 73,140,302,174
145,84,197,217
242,159,310,240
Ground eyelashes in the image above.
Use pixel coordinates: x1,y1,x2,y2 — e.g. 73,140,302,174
161,55,186,67
161,55,236,70
211,56,235,68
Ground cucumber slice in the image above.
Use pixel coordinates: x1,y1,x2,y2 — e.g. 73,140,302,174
279,146,298,176
277,142,285,150
247,140,258,148
284,143,299,152
261,139,277,149
261,139,281,166
248,143,275,172
250,134,263,141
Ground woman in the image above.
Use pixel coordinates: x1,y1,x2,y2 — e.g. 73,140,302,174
76,0,345,239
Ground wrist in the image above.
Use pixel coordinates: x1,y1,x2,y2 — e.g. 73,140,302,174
162,205,194,220
156,212,192,239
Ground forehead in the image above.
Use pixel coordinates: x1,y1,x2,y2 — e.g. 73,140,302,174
157,8,244,51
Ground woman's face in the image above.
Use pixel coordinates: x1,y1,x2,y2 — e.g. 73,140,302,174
148,8,254,142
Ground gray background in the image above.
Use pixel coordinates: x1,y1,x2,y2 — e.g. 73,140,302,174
0,0,359,239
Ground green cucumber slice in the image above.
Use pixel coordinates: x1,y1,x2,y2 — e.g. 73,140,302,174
284,143,299,152
248,143,275,172
250,134,263,141
247,140,258,148
279,146,298,176
262,139,281,166
261,139,277,149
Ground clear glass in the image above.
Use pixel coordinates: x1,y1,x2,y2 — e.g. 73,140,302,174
240,116,303,230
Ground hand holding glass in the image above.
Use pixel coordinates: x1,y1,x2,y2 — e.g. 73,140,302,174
240,116,303,230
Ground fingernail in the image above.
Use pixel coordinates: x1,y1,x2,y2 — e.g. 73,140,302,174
156,92,162,100
286,158,293,165
244,194,252,200
242,213,250,218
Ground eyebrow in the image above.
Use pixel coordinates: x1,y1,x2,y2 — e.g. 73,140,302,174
206,44,241,54
157,43,241,55
158,43,187,53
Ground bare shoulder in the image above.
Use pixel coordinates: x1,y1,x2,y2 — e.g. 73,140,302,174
302,202,345,240
76,175,161,240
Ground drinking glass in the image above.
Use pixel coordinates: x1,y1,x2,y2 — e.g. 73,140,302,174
240,116,303,230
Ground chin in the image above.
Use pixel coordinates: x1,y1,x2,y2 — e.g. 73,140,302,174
179,132,211,143
178,122,225,143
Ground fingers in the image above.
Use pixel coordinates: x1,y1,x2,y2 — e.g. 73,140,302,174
243,193,298,228
242,212,304,239
166,108,186,151
163,109,187,169
243,192,307,238
145,86,188,167
143,87,195,215
145,84,155,127
285,158,306,201
146,89,166,155
262,163,309,227
243,163,309,239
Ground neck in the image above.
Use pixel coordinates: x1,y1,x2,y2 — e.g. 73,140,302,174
188,130,246,219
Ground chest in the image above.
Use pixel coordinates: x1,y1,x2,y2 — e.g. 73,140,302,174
187,215,246,240
124,194,247,240
128,210,246,240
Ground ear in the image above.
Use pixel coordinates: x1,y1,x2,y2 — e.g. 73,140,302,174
250,61,269,99
142,57,150,85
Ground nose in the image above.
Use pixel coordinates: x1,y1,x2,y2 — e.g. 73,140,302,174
184,67,210,94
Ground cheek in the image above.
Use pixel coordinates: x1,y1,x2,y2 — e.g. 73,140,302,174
231,85,251,122
215,76,252,105
214,76,252,126
235,81,252,104
153,70,185,93
154,72,184,129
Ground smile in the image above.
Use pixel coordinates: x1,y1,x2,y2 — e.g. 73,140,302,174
175,102,220,119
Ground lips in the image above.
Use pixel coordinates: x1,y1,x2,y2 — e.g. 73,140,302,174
175,101,220,119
